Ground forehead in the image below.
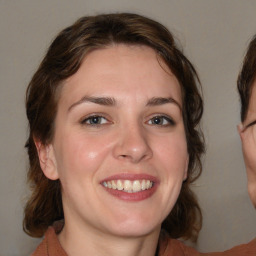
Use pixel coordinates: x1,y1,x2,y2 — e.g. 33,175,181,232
60,44,182,106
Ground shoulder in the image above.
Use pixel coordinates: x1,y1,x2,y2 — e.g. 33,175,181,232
159,231,200,256
31,226,67,256
30,228,50,256
199,238,256,255
159,236,256,256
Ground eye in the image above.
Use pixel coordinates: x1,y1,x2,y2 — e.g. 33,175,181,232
81,115,109,125
147,115,175,126
246,120,256,129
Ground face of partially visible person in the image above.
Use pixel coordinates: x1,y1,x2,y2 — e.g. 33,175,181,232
239,81,256,208
37,44,189,238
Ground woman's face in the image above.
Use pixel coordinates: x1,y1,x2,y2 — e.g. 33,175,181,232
241,81,256,207
43,44,188,237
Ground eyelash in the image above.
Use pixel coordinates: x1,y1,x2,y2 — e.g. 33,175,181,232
80,115,109,126
246,120,256,129
80,114,175,127
147,115,175,126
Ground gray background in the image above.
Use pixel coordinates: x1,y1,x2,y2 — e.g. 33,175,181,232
1,0,256,255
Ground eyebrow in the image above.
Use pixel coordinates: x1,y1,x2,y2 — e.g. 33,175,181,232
68,96,181,111
68,96,116,111
146,97,182,110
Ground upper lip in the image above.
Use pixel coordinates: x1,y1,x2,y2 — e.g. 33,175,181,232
100,173,159,183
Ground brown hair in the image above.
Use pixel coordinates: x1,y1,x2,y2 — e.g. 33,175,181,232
24,13,205,241
237,35,256,122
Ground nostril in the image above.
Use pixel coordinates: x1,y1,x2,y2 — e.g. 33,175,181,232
113,136,153,163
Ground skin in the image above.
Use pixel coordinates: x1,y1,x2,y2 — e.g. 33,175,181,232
36,44,189,256
238,81,256,208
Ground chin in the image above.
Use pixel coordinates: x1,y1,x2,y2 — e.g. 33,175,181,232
106,218,161,238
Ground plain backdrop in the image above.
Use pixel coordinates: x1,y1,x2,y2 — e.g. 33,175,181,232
1,1,256,255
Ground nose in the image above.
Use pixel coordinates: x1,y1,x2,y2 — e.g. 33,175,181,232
113,123,153,163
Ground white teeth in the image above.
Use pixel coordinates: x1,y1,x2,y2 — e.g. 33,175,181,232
132,180,141,192
107,181,112,189
116,180,123,190
124,180,132,192
146,180,152,189
102,179,154,193
141,180,146,190
111,180,117,189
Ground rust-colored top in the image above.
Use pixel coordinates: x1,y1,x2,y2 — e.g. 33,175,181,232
31,227,256,256
199,238,256,256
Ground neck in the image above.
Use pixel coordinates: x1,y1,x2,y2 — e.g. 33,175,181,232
58,222,161,256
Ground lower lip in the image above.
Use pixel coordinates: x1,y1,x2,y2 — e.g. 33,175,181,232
102,184,158,201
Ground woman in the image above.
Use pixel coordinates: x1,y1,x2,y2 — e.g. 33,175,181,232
24,13,205,255
238,35,256,208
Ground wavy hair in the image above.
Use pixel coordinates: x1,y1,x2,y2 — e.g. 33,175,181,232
237,35,256,121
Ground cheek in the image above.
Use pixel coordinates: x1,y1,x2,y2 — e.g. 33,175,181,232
152,133,189,186
154,131,188,177
54,132,112,179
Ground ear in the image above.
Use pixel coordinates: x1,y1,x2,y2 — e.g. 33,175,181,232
34,139,59,180
237,123,244,140
183,154,189,181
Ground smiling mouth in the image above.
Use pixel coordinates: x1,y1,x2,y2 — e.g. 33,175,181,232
102,179,154,193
